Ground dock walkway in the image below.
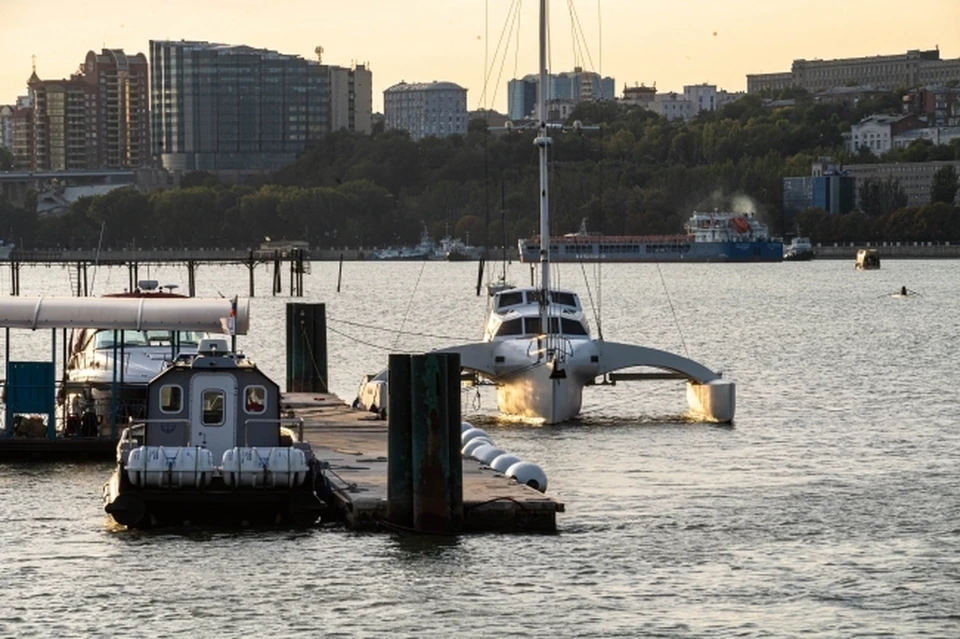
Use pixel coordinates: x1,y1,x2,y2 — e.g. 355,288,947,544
282,392,563,533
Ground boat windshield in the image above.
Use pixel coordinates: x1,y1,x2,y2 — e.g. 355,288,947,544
94,330,206,348
495,316,589,338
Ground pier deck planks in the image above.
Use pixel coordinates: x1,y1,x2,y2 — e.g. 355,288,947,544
282,392,563,533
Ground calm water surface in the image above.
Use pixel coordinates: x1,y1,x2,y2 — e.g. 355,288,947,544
1,259,958,638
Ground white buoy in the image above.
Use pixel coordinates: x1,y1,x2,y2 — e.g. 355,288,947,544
461,427,490,447
472,444,505,465
460,421,475,433
505,461,548,492
462,438,492,457
489,453,522,474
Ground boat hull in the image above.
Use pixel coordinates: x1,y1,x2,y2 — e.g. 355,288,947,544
103,464,329,528
518,240,784,263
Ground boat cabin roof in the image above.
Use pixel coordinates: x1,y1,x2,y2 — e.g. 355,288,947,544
493,287,581,313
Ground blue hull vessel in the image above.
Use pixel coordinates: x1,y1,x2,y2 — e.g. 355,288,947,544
518,211,784,263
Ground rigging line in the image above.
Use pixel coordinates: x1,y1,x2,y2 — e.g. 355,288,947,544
576,258,603,340
512,0,522,83
327,323,413,354
327,316,474,342
654,261,690,359
566,0,597,73
392,258,428,352
597,0,602,90
483,0,488,110
483,0,521,110
89,220,105,295
491,0,523,110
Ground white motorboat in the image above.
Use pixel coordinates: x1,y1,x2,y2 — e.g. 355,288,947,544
60,281,227,436
360,0,735,425
783,237,815,261
0,240,14,260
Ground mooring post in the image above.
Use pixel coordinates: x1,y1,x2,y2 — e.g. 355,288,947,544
247,252,256,298
410,352,463,534
284,303,328,393
337,254,344,293
387,353,414,527
187,260,196,297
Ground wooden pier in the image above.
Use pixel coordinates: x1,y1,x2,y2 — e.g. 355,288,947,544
284,392,564,533
2,247,310,297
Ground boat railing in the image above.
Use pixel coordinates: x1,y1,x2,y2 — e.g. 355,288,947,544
243,417,305,446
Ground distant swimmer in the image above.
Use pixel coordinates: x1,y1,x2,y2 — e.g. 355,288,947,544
900,286,907,296
891,286,921,297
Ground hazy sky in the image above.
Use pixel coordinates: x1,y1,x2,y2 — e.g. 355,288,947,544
3,0,959,113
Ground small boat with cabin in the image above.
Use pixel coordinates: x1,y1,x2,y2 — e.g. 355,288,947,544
103,337,331,528
783,237,815,261
856,249,880,270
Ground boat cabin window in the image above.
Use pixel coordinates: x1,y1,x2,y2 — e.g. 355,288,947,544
495,318,524,337
94,330,205,348
561,318,589,336
245,385,266,414
551,291,578,308
202,390,225,426
159,385,182,413
497,291,525,310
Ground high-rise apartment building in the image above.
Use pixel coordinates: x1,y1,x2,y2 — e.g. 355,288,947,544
748,48,960,94
19,49,149,170
151,40,322,172
151,40,370,172
0,105,13,152
507,68,615,120
83,49,150,167
383,81,467,140
328,63,372,134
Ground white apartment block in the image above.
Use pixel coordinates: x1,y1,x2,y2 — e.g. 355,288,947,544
651,92,693,121
845,160,960,207
845,115,926,155
383,81,467,140
893,126,960,149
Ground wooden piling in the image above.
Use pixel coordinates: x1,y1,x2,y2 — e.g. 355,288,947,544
285,303,328,393
387,353,414,527
409,352,463,533
336,254,344,293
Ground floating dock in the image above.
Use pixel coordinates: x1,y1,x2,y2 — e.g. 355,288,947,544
283,392,563,533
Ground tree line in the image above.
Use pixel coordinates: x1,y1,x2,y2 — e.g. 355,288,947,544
1,87,959,250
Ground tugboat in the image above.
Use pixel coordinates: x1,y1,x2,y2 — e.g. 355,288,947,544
103,338,331,528
783,237,815,261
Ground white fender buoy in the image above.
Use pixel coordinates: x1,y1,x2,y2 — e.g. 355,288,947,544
461,427,490,447
505,461,548,493
460,421,475,433
489,453,522,474
462,438,492,457
472,444,505,465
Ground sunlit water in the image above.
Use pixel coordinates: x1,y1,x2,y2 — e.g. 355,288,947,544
1,259,958,637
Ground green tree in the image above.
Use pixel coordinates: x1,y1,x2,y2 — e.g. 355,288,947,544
858,176,908,216
930,164,959,204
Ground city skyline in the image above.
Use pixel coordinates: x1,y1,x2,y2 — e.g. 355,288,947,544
3,0,960,114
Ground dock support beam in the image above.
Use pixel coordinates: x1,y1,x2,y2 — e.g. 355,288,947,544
409,352,463,534
387,353,414,527
187,260,196,297
285,303,327,393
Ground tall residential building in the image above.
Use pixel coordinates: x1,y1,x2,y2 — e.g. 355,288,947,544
383,81,467,140
150,40,333,172
0,105,13,151
507,68,615,120
902,85,960,126
27,70,98,170
328,63,373,133
620,84,656,108
21,49,149,170
748,48,960,94
782,158,856,222
11,96,33,168
83,49,150,167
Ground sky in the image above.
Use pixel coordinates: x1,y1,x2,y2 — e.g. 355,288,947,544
2,0,959,113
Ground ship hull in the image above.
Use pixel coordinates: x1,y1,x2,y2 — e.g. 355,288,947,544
518,240,784,263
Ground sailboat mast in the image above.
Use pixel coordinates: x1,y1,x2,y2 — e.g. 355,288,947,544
537,0,552,304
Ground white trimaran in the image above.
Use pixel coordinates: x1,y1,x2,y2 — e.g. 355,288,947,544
436,0,735,424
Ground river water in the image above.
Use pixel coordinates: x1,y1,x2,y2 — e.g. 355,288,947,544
1,259,957,638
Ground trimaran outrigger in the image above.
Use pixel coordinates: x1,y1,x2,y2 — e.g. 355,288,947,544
360,0,736,424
